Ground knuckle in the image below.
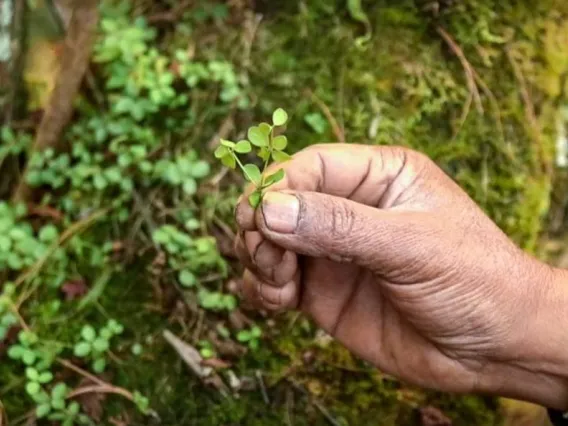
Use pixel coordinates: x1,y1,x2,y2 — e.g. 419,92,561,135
328,199,356,242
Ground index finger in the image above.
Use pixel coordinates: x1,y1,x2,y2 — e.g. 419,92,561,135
235,143,408,231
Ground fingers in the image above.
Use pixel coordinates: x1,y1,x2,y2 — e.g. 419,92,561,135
235,143,410,231
253,190,433,276
239,269,301,312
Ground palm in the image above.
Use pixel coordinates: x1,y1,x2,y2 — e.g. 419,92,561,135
300,257,480,394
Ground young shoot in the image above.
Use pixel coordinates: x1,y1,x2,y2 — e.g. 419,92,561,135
215,108,292,208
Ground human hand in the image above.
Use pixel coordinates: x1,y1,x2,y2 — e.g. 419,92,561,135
234,143,568,410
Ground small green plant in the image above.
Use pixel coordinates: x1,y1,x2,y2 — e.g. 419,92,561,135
215,108,292,208
33,382,92,425
237,326,262,351
198,340,216,359
73,320,124,373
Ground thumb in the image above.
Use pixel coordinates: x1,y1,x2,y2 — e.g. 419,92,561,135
255,191,405,271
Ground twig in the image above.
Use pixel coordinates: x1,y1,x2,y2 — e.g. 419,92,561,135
68,385,134,401
58,359,136,401
13,0,99,202
256,370,270,404
436,26,483,116
305,89,346,143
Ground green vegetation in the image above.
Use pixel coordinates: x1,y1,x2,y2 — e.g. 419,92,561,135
0,0,566,425
215,108,291,207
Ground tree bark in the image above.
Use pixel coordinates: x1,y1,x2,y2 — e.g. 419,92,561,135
13,0,99,202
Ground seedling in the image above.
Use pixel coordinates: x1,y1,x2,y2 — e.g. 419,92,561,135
215,108,292,208
237,326,262,351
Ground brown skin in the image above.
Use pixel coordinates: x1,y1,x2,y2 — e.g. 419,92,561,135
235,144,568,410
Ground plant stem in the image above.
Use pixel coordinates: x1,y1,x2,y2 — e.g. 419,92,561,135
233,154,259,190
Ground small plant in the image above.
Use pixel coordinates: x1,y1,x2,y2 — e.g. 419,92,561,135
215,108,292,208
237,326,262,351
73,320,124,373
198,340,216,359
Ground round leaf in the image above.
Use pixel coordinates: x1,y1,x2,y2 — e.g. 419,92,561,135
214,145,230,159
81,325,97,342
247,127,268,147
182,179,198,195
272,135,288,151
73,342,92,357
234,140,252,154
243,164,262,185
52,383,68,400
93,358,107,373
26,367,39,381
26,381,41,396
93,337,110,353
272,108,289,126
220,139,236,148
38,372,53,384
221,154,236,170
248,191,262,209
191,161,210,178
179,270,197,288
259,123,272,136
265,169,285,186
36,403,51,418
272,151,292,163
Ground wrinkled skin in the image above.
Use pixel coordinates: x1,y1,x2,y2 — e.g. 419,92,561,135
234,144,568,409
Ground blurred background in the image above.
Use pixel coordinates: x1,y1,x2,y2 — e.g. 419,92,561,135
0,0,567,425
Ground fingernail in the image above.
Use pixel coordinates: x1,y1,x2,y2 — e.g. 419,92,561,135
261,192,299,234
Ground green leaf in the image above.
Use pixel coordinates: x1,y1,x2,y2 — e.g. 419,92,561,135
182,179,198,195
81,325,97,342
237,330,251,342
73,342,92,357
93,174,108,190
234,140,252,154
191,161,210,178
220,139,236,148
38,225,59,243
272,135,288,151
243,164,262,185
272,108,289,126
179,270,197,288
51,398,66,410
221,154,236,169
214,145,230,159
93,358,106,373
22,350,36,365
7,344,24,360
26,367,39,381
272,151,292,163
248,191,262,209
26,381,41,396
68,401,80,415
258,148,270,162
248,127,269,147
52,383,68,400
347,0,370,25
264,169,285,186
38,371,53,384
36,403,51,418
259,123,272,136
93,337,110,353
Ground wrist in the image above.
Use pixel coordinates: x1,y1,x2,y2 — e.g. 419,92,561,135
480,264,568,410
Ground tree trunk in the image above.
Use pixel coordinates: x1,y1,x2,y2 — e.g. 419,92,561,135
0,0,25,124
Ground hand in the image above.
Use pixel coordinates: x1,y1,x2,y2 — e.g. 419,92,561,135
234,144,568,410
